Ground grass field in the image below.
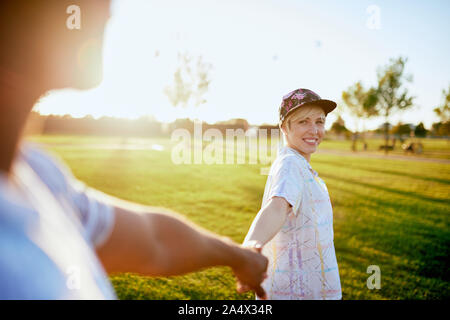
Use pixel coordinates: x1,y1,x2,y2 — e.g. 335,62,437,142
320,137,450,160
26,135,450,300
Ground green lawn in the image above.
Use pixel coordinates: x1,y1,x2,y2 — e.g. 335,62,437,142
26,135,450,300
320,137,450,159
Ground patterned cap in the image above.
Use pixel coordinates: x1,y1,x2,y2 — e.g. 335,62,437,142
279,88,337,125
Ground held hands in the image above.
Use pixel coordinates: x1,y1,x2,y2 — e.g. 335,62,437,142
233,241,268,300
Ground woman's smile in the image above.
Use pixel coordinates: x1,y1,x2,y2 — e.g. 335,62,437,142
302,138,319,146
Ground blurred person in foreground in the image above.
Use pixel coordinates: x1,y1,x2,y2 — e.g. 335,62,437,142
0,0,267,299
243,89,342,300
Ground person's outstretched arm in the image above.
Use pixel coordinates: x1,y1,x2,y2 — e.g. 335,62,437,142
95,195,268,298
243,196,291,248
236,196,290,296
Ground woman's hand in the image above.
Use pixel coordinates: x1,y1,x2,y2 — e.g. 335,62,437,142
235,241,268,299
238,197,291,299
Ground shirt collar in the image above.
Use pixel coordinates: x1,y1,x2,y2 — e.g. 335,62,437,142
282,146,318,177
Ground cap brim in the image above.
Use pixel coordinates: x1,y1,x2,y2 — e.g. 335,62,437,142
303,99,337,115
282,100,337,124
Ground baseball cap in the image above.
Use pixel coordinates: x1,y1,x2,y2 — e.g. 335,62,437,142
279,88,337,125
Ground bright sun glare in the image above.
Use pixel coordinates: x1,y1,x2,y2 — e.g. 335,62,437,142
35,0,450,131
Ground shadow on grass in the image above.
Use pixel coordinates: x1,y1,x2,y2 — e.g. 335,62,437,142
329,181,450,291
320,171,449,206
314,158,450,186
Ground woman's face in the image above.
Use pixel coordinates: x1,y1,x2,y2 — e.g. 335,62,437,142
282,106,326,161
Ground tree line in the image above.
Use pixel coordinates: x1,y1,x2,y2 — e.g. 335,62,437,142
24,113,259,137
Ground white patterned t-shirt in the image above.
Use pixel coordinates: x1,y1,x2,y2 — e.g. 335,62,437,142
0,143,116,299
253,146,341,300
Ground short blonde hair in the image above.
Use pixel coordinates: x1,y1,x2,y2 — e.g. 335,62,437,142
281,105,326,131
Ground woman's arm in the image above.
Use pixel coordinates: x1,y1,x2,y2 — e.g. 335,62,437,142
95,196,268,298
243,196,291,248
237,196,291,297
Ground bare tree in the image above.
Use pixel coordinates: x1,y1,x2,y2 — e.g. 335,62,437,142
164,52,212,110
341,81,378,151
433,85,450,123
433,85,450,140
374,57,414,154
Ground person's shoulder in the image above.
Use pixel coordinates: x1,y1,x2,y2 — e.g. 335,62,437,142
273,147,307,169
19,141,72,193
0,177,35,224
268,147,307,178
20,141,61,166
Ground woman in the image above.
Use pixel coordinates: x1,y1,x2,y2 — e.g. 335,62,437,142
243,88,342,300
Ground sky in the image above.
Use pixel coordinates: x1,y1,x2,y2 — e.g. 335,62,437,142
34,0,450,131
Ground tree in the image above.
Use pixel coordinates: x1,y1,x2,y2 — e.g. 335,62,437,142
216,118,249,131
438,122,450,136
164,52,212,110
374,57,415,154
431,86,450,138
341,81,378,151
414,122,428,138
390,122,411,137
329,116,351,138
432,121,450,136
433,85,450,123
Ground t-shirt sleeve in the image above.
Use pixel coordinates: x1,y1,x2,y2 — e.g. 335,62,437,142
23,144,115,248
267,156,305,214
67,178,116,248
